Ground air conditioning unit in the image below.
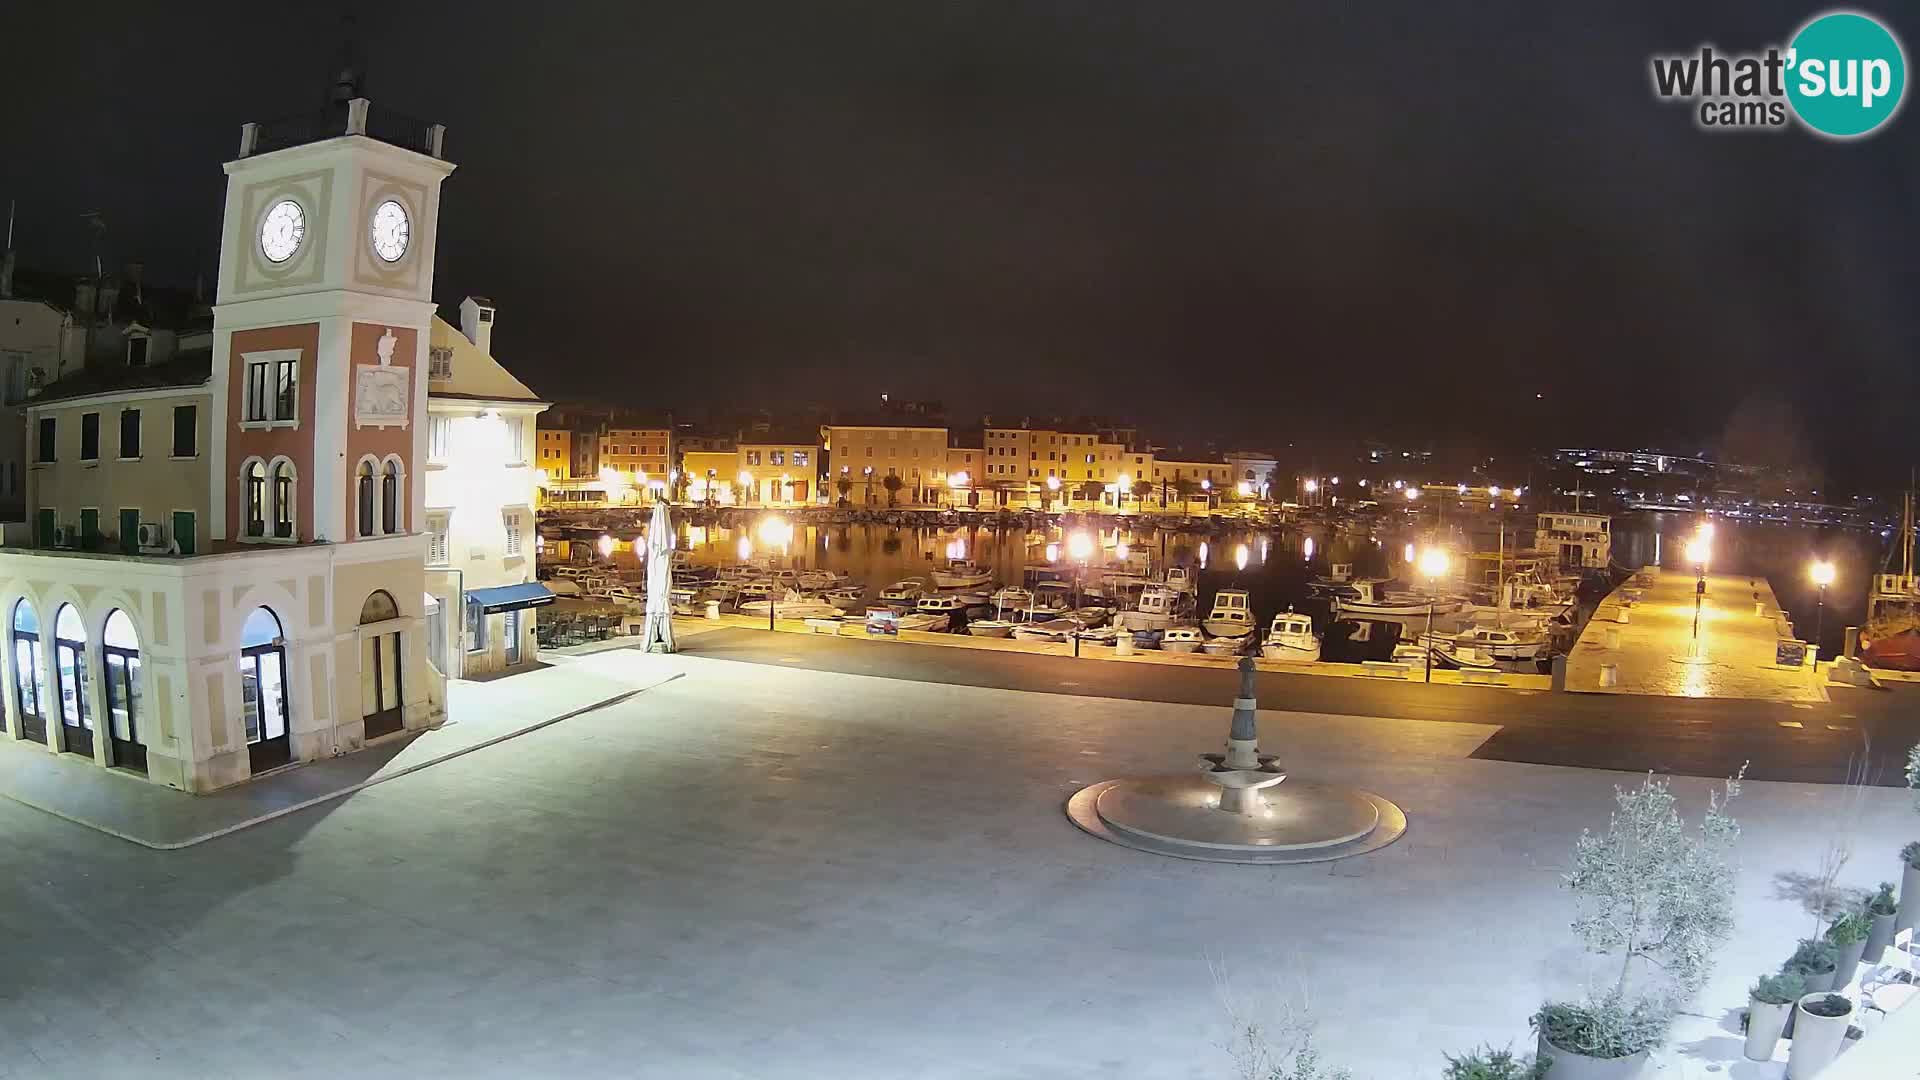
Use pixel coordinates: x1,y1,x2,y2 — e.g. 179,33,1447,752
136,522,170,554
51,524,76,548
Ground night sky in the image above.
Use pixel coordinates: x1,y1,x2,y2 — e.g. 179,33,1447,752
5,3,1916,482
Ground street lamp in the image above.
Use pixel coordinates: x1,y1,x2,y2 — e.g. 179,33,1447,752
1405,487,1420,501
1685,531,1711,652
1810,559,1836,659
1116,472,1132,514
1417,547,1450,683
862,465,874,505
952,470,970,510
706,468,717,507
780,472,792,506
1046,473,1061,512
738,469,754,506
1200,478,1212,516
1067,530,1094,621
758,515,793,630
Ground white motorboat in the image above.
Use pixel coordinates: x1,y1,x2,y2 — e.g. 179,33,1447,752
1025,582,1073,618
1405,637,1500,671
968,619,1017,638
1200,635,1247,656
1201,589,1255,639
824,586,866,608
990,586,1034,611
1161,626,1203,653
1261,612,1321,662
1440,625,1548,662
1067,606,1111,629
737,581,774,602
1012,618,1081,642
1334,579,1462,618
930,559,994,589
1162,566,1197,594
1072,626,1123,645
1114,584,1189,631
905,594,965,632
798,568,849,591
876,579,926,607
737,592,845,620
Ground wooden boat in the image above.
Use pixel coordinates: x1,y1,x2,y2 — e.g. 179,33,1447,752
1201,589,1255,638
967,619,1017,638
930,559,994,589
1160,626,1203,654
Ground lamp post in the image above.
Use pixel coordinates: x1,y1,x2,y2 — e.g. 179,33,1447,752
952,470,970,510
706,468,717,508
1685,532,1711,653
862,465,874,506
1068,530,1093,654
1046,473,1060,513
1810,559,1835,662
1200,478,1212,516
758,515,792,631
1418,547,1449,683
1116,472,1132,516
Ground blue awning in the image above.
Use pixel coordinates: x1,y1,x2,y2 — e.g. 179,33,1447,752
467,583,557,614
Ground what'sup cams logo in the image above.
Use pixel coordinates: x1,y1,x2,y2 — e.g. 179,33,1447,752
1650,10,1907,138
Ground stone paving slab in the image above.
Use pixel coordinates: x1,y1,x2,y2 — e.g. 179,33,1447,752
0,655,683,848
1567,566,1827,702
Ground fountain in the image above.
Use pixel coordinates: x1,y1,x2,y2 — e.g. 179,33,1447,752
1066,657,1406,864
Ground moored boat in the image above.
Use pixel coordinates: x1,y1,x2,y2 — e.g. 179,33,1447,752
1260,612,1321,662
1201,589,1255,639
1160,626,1204,653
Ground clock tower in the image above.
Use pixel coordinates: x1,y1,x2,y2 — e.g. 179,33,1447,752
211,99,455,544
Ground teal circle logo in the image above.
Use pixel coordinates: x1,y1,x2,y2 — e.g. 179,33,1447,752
1786,11,1907,138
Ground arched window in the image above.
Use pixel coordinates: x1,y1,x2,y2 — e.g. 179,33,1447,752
101,609,145,774
271,459,296,539
381,458,403,534
240,606,291,774
53,603,91,758
356,459,377,537
11,599,46,743
244,460,267,537
359,590,404,739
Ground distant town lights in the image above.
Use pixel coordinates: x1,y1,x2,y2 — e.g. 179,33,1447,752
1457,483,1467,494
1488,486,1501,497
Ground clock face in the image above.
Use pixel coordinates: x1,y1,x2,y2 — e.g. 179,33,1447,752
259,199,306,264
370,199,411,263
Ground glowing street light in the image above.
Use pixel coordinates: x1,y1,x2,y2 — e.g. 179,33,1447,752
597,533,615,559
1810,559,1836,588
1303,479,1318,493
1405,487,1420,501
1067,531,1093,561
1488,485,1501,498
1810,559,1836,656
1684,534,1711,568
1404,542,1416,564
1417,547,1450,683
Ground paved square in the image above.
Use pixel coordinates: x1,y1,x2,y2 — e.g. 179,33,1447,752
0,649,1910,1077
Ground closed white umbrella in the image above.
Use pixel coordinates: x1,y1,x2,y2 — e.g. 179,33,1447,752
641,500,676,653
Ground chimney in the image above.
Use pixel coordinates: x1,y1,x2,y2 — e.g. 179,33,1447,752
459,296,495,355
124,260,144,303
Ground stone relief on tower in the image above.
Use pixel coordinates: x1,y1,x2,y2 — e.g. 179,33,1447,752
354,327,411,429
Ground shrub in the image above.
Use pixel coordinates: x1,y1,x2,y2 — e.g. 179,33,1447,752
1903,840,1920,869
1825,911,1871,946
1532,996,1668,1060
1784,938,1837,976
1750,971,1806,1006
1868,882,1897,916
1442,1045,1548,1080
1801,994,1852,1018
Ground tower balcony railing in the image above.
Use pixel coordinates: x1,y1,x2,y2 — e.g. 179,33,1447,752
240,98,446,160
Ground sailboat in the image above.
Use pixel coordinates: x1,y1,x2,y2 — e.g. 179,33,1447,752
1863,485,1920,669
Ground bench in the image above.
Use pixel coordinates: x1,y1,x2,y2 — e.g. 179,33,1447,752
804,618,842,635
1359,661,1411,679
1460,669,1506,686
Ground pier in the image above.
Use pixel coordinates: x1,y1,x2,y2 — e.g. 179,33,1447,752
1565,566,1826,703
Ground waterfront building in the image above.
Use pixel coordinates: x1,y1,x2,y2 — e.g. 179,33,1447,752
683,448,740,505
598,415,674,493
535,427,570,481
824,421,948,505
1538,511,1612,569
737,429,820,506
0,95,454,790
1150,455,1233,510
424,299,550,678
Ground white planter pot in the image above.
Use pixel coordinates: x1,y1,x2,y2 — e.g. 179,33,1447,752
1786,993,1853,1080
1744,998,1791,1061
1864,909,1897,960
1898,862,1920,933
1539,1035,1648,1080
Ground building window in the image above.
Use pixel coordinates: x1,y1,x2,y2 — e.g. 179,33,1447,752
382,459,403,534
244,356,298,424
503,511,523,556
119,409,141,459
34,418,52,463
745,450,761,466
127,335,149,367
793,451,808,467
770,450,785,466
427,516,449,564
357,459,377,537
272,460,295,539
428,415,450,461
428,346,454,379
80,413,100,461
465,600,488,654
172,406,197,457
244,460,266,537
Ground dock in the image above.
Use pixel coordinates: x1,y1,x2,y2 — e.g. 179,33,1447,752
1565,566,1826,703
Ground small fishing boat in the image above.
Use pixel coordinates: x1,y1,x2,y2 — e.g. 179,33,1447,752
1012,618,1081,642
1025,582,1073,618
899,594,962,632
1201,589,1256,639
1160,626,1203,654
737,592,845,620
1162,566,1197,594
1440,624,1548,662
990,586,1034,611
1114,584,1189,631
876,579,926,608
967,618,1017,638
1334,579,1462,618
930,559,994,589
1260,612,1321,662
824,586,866,608
1201,635,1247,657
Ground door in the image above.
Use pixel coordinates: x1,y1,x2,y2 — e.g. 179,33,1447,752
242,647,291,773
171,511,196,555
55,636,92,758
360,632,403,740
504,609,521,665
119,509,140,554
103,650,145,774
12,635,39,741
34,508,54,548
78,508,98,550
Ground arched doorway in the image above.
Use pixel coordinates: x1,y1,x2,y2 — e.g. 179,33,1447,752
101,610,146,775
53,603,91,758
11,600,46,743
240,607,291,774
359,590,403,740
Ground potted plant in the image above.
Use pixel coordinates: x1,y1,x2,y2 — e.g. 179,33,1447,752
1742,972,1804,1061
1863,881,1898,959
1785,993,1854,1080
1537,771,1743,1079
1899,841,1920,934
1783,938,1840,993
1444,1045,1548,1080
1824,910,1871,985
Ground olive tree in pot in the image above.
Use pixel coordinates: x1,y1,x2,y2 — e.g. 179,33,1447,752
1785,993,1854,1080
1742,972,1804,1061
1535,770,1744,1080
1862,881,1898,959
1823,910,1871,986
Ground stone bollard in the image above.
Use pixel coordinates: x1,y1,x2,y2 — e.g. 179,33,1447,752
1114,632,1135,656
704,600,721,620
1617,608,1631,624
1604,627,1621,650
1843,626,1860,659
1550,654,1567,692
1600,663,1619,688
1754,601,1764,616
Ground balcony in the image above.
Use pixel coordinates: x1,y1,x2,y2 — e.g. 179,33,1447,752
240,98,446,161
